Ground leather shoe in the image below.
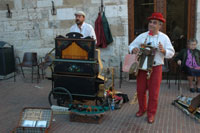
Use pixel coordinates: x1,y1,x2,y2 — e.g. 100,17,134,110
135,111,146,117
148,116,155,124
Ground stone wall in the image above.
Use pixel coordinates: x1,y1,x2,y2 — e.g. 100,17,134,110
0,0,128,78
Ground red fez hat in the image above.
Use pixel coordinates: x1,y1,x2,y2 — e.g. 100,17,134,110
148,12,166,23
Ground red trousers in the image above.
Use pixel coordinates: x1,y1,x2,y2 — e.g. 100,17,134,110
136,65,162,117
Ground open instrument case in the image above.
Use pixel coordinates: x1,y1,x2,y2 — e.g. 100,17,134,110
12,107,53,133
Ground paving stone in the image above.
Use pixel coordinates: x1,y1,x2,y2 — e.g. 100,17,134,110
0,76,200,132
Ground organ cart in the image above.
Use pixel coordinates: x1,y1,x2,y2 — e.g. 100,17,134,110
48,33,108,107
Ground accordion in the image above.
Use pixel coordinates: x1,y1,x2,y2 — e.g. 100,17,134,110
137,44,157,79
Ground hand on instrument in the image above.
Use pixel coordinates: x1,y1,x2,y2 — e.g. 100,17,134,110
158,42,166,55
132,48,140,54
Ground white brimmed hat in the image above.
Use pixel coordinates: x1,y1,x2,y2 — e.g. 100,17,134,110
74,11,86,17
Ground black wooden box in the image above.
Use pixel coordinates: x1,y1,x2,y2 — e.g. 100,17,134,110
0,42,15,76
70,111,105,124
53,74,99,97
53,59,99,76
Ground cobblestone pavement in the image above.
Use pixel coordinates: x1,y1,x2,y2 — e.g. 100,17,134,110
0,75,200,133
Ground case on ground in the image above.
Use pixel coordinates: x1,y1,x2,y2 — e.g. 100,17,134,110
12,107,53,133
172,95,200,122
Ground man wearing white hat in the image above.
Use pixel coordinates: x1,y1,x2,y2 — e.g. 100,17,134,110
70,11,96,40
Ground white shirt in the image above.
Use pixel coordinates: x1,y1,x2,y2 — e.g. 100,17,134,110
70,22,96,40
129,31,175,66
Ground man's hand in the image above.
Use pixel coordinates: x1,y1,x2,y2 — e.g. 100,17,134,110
132,48,140,54
158,42,166,55
177,60,181,65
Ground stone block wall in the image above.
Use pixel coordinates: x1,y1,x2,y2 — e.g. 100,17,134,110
0,0,128,78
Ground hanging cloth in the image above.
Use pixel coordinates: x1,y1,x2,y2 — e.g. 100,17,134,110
95,12,107,48
101,11,113,45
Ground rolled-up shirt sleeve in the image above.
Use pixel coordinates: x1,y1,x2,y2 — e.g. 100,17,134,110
129,35,143,54
89,26,96,40
163,36,175,59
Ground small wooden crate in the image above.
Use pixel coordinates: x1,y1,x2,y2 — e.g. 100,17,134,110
69,112,105,124
69,105,107,124
12,107,53,133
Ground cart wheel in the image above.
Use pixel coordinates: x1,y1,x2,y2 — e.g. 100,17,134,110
96,97,107,106
48,87,73,107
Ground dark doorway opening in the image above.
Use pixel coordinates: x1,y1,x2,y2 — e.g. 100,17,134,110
134,0,154,37
166,0,188,52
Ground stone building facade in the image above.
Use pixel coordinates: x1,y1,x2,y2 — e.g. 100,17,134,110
0,0,200,78
0,0,128,78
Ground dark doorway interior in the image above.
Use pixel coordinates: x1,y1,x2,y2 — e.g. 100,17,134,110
166,0,188,52
134,0,154,37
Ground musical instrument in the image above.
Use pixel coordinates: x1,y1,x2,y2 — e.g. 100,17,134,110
137,43,157,79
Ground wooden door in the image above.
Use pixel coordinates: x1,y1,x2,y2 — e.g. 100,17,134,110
154,0,166,33
128,0,134,43
128,0,196,43
128,0,197,79
187,0,196,40
128,0,166,43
